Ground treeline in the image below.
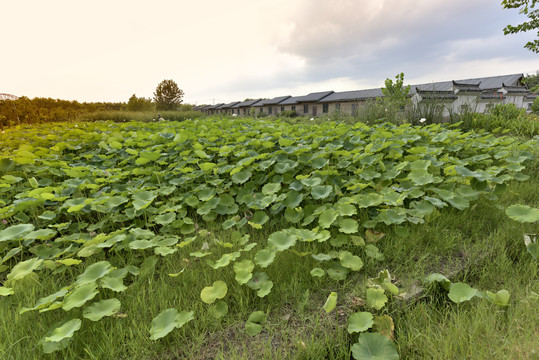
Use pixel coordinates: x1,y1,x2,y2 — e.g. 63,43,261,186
0,97,124,129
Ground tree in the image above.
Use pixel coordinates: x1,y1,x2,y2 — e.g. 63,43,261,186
381,73,411,109
153,80,184,110
523,70,539,91
502,0,539,53
127,94,154,111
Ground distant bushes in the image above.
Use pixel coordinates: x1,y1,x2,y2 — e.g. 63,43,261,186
79,110,203,123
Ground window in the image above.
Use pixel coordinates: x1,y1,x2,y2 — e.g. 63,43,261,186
304,104,308,114
281,106,284,112
352,104,358,116
259,107,263,113
291,106,296,112
336,103,341,111
323,103,329,113
243,108,247,115
269,106,273,114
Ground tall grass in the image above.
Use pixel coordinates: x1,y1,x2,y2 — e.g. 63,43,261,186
79,110,203,123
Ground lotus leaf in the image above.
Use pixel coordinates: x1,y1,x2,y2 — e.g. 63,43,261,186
99,276,127,292
0,286,14,296
268,231,297,251
373,315,395,340
338,218,359,234
44,318,82,343
0,224,35,242
347,311,374,334
75,261,114,286
339,251,363,271
485,289,510,306
323,292,337,313
318,208,338,229
448,282,478,303
62,282,99,311
149,308,194,340
200,280,228,304
6,257,42,282
311,185,333,199
310,268,325,277
351,332,399,360
327,262,349,281
505,204,539,223
83,298,121,321
209,300,228,319
366,288,388,310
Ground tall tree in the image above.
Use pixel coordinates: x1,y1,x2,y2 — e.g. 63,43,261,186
381,73,411,109
502,0,539,53
153,80,184,110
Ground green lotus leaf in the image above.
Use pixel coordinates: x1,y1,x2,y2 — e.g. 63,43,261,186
0,224,35,242
132,191,157,211
310,267,325,277
245,321,263,336
365,244,385,261
0,286,14,296
209,251,240,269
505,205,539,223
311,185,333,200
245,311,266,336
311,157,329,169
6,257,42,282
75,261,114,286
335,203,357,216
268,231,297,251
62,282,99,311
251,211,269,226
200,280,228,304
327,262,350,281
376,208,407,225
234,260,254,285
104,196,129,208
20,288,69,314
323,292,337,313
338,218,359,234
257,280,273,298
154,212,176,225
351,332,399,360
319,208,338,229
448,282,478,303
356,193,384,208
366,288,388,310
155,246,177,256
99,276,127,292
284,207,303,223
209,300,228,319
339,251,364,271
24,228,56,241
347,311,374,334
83,298,121,321
311,253,332,262
283,191,304,208
139,150,162,161
231,170,252,184
484,289,510,306
149,308,194,340
199,162,216,171
44,318,82,343
38,210,57,220
410,159,431,171
129,239,157,250
38,319,73,353
262,183,281,195
301,177,322,187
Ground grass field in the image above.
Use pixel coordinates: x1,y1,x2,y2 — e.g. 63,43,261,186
0,117,537,359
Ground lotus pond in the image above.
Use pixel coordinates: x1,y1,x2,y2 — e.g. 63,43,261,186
0,118,537,359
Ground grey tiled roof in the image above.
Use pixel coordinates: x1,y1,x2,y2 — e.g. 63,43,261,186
232,99,262,108
413,74,523,93
525,93,538,100
279,96,305,105
207,103,224,110
416,89,457,100
256,95,291,106
319,88,384,102
502,84,529,93
452,81,482,92
480,91,505,100
296,91,334,103
217,101,240,109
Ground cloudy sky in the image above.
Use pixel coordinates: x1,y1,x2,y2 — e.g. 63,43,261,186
2,0,537,105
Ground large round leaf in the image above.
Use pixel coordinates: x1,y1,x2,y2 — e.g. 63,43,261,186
311,185,333,200
6,257,42,282
254,248,276,268
505,205,539,223
209,300,228,319
323,292,337,313
149,308,194,340
351,332,399,360
339,251,364,271
347,311,374,334
268,231,297,251
0,224,35,242
62,283,99,311
83,298,121,321
44,318,82,343
366,288,388,310
448,282,478,303
200,280,228,304
75,261,114,286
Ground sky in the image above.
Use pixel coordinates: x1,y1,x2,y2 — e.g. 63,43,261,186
1,0,537,105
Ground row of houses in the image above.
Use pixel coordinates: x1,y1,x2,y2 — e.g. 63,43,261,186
193,74,537,118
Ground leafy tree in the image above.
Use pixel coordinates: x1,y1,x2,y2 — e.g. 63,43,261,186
127,94,154,111
153,80,184,110
523,70,539,91
381,73,411,109
502,0,539,53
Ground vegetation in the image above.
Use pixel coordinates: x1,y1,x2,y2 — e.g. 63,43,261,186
0,117,537,359
502,0,539,53
126,94,154,112
153,79,185,111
